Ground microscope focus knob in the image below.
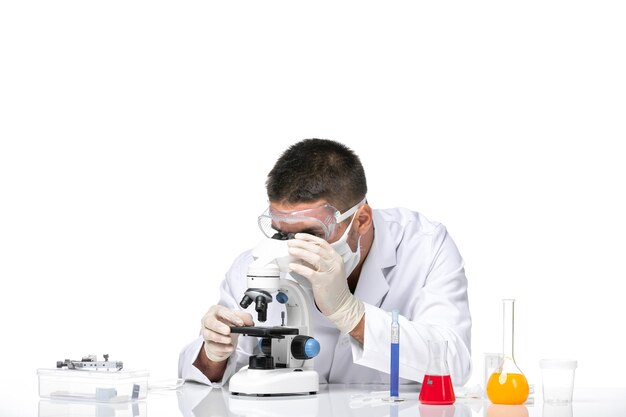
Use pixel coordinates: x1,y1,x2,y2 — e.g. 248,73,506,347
249,355,275,370
291,336,320,360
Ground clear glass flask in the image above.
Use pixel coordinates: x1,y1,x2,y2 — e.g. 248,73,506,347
486,299,529,405
419,340,455,405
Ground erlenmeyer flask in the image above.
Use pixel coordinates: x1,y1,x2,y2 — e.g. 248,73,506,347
486,299,529,404
419,340,455,405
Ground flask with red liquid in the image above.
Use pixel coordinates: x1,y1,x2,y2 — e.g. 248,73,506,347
419,340,456,405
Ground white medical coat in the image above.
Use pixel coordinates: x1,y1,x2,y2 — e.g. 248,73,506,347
179,208,472,387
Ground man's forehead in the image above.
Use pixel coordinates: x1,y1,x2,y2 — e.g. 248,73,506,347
269,199,329,212
274,220,325,232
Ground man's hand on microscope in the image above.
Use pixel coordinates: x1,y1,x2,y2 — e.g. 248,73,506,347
194,305,254,381
201,305,254,362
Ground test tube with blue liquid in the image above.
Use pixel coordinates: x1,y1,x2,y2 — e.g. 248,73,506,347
385,310,404,402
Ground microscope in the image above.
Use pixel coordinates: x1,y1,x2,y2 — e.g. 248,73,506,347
228,238,320,396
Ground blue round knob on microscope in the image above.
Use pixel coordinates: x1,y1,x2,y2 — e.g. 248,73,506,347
276,292,289,304
291,336,320,360
304,338,320,358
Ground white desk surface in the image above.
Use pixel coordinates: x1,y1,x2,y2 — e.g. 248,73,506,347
29,383,626,417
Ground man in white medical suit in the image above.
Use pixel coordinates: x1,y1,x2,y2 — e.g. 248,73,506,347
179,138,472,387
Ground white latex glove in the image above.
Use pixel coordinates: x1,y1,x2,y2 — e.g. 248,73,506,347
288,233,365,334
200,305,254,362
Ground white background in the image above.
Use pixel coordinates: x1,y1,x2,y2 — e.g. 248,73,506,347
1,1,625,414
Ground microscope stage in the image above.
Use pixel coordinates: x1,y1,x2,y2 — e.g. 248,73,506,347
230,326,299,338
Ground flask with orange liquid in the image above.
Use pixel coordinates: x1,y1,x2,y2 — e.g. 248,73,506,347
486,299,529,405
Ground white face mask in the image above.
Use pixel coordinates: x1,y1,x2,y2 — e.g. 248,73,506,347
330,212,361,277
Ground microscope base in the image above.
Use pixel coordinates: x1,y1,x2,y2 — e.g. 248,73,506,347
229,366,319,396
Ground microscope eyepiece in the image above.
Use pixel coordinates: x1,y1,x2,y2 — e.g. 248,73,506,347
271,231,296,240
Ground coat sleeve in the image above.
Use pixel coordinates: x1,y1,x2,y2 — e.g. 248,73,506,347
349,226,472,386
178,252,258,386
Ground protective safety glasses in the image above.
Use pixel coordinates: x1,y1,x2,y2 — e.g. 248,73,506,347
258,197,366,242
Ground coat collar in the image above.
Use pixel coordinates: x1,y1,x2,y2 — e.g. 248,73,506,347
354,210,395,306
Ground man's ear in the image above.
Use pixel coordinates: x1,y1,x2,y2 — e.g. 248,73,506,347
355,204,373,235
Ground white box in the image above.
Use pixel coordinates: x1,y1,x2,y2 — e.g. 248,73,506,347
37,368,149,403
38,399,147,417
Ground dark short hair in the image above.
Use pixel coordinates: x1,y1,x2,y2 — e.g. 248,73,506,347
266,138,367,211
